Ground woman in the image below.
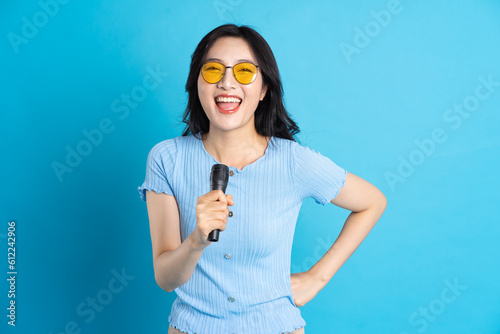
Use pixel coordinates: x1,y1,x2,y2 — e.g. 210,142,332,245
138,24,387,334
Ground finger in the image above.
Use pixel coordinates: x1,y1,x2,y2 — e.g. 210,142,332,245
208,218,227,230
211,202,228,212
206,189,227,204
226,194,234,206
216,212,228,222
216,190,228,204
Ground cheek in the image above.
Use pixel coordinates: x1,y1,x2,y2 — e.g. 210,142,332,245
244,86,262,105
197,78,212,105
249,78,265,99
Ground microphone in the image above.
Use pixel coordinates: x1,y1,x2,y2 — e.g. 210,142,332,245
208,164,229,242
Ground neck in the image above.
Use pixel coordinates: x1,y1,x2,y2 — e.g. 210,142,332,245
201,126,270,167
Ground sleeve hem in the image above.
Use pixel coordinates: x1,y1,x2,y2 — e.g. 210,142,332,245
137,186,174,201
322,168,347,206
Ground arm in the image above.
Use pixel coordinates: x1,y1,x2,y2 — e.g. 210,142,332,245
290,172,387,306
310,171,387,283
146,190,205,292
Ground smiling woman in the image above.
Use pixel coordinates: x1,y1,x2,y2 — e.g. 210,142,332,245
137,24,386,334
196,36,268,147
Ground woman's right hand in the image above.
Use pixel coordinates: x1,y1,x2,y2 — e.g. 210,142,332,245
191,189,234,250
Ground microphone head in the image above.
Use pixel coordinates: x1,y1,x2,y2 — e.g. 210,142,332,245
210,164,229,193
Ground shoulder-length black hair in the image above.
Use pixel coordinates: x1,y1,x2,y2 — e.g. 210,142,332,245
180,24,300,143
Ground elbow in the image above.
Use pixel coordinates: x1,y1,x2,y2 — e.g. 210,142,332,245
154,274,174,293
380,191,387,210
361,189,386,216
153,255,176,293
164,282,176,293
375,190,387,216
161,281,174,293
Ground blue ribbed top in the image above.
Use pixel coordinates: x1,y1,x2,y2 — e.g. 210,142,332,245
137,132,347,334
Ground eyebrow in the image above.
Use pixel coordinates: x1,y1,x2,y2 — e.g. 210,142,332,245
204,57,256,64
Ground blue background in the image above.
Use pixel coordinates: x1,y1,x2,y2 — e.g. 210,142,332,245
1,0,499,333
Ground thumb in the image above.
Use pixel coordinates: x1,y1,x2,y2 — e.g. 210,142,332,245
208,189,227,203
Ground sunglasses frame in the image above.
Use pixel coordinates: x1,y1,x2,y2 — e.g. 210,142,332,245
201,61,260,85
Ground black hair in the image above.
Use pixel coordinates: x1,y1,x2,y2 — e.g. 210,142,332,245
180,24,300,144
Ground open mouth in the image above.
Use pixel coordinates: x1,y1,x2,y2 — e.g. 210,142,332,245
214,96,242,113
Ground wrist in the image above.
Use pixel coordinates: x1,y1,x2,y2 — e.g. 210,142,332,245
308,265,330,286
187,233,207,252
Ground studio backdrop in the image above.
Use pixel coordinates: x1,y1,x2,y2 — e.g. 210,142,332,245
1,0,499,333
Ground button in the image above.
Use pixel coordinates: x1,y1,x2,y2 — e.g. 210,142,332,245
228,296,235,302
224,254,231,259
229,170,234,176
228,211,233,217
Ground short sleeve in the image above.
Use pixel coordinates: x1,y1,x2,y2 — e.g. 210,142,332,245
292,142,347,205
137,138,177,201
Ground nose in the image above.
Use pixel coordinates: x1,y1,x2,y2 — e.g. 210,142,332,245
217,68,238,90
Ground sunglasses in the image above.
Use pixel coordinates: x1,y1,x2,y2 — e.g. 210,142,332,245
201,61,260,85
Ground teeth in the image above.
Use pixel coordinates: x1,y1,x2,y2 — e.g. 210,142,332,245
215,97,242,103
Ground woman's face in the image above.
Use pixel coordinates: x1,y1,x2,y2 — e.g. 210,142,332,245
197,37,267,134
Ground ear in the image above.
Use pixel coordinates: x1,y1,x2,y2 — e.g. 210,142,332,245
260,84,268,101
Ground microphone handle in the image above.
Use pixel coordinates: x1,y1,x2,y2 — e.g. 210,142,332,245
208,227,219,242
208,164,228,242
208,188,224,241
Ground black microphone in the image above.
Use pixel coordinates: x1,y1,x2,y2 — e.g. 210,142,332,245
208,164,229,242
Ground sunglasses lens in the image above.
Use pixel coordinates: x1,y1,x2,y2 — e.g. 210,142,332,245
202,62,225,83
234,63,258,84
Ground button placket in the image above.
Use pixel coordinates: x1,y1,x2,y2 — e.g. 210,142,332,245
228,170,234,218
226,169,236,306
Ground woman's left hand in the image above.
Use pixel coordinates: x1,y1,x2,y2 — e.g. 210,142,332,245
290,271,326,307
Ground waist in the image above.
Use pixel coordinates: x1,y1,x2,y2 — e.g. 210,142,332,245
168,296,306,333
168,325,305,334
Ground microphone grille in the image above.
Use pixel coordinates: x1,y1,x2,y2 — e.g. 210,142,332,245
210,164,229,192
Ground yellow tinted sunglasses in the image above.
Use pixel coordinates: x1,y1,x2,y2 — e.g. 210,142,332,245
201,61,260,85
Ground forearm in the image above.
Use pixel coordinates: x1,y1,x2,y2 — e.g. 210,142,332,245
154,233,205,292
309,204,385,285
